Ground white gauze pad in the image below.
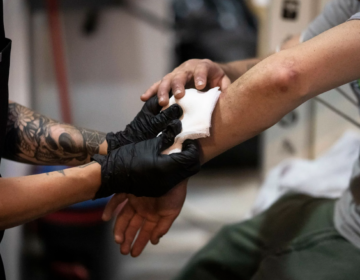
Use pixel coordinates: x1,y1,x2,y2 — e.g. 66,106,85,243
161,87,221,154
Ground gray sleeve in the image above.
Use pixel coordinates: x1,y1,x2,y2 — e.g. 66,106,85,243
349,12,360,20
302,0,360,42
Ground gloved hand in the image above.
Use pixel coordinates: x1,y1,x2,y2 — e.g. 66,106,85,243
92,120,200,199
106,96,182,153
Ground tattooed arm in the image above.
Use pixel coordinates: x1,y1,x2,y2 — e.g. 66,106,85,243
3,102,107,166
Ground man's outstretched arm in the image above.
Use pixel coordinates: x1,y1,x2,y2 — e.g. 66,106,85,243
3,102,108,166
111,19,360,257
200,19,360,163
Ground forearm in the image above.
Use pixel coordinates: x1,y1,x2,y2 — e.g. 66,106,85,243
0,162,100,230
218,58,262,82
4,102,108,165
218,34,301,83
199,21,360,163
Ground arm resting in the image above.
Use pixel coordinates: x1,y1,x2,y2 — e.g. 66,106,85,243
0,162,101,230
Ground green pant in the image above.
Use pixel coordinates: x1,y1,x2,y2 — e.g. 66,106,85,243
175,194,360,280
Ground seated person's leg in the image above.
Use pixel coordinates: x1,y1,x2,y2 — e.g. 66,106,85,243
174,213,266,280
175,194,355,280
249,195,360,280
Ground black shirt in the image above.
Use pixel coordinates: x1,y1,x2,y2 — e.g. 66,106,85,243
0,0,12,279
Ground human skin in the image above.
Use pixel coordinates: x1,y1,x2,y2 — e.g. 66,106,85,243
4,101,108,165
0,102,107,229
108,20,360,258
0,161,101,230
0,100,190,230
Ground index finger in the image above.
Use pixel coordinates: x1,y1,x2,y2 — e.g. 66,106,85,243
141,81,161,102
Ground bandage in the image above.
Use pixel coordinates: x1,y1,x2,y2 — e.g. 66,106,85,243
161,87,221,154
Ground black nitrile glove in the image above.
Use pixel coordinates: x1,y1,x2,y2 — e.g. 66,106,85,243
92,120,200,199
106,96,182,153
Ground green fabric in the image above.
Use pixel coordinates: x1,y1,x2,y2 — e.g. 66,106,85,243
175,194,360,280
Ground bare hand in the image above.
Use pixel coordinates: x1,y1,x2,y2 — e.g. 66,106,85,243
102,180,188,257
141,59,231,106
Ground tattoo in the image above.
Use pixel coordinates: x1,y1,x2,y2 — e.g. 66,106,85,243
46,172,50,176
78,161,97,168
4,103,106,165
81,130,106,155
57,170,66,176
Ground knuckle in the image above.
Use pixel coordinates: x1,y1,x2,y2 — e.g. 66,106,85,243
183,61,190,68
201,59,212,66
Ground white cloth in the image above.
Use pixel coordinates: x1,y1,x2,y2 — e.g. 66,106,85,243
248,130,360,218
161,87,221,154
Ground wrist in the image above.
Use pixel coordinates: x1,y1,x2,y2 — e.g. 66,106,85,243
217,62,229,74
78,162,102,200
99,139,109,155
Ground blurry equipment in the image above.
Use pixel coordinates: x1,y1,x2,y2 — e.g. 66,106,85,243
173,0,259,169
46,0,72,123
257,0,360,175
252,131,360,217
173,0,258,63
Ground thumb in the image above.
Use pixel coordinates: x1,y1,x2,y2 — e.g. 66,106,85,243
169,139,201,175
102,193,128,221
221,75,231,92
157,119,182,152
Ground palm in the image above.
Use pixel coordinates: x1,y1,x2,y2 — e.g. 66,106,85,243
103,180,187,257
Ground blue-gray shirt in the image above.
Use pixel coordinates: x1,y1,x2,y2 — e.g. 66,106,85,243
302,0,360,249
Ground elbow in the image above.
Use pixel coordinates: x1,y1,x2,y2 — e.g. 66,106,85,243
268,56,308,101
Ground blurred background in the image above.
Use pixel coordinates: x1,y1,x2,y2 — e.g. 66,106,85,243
0,0,359,279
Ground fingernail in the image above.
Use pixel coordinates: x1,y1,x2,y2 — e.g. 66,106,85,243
197,80,204,86
115,235,122,243
159,97,165,103
174,89,182,96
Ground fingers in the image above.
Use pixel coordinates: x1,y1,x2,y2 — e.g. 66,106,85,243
142,95,162,116
171,73,188,99
141,81,161,102
120,214,144,255
150,217,174,245
194,61,210,90
220,75,231,92
143,59,226,107
131,220,157,257
113,203,135,244
157,75,172,106
150,104,183,133
102,193,127,221
158,119,182,151
172,139,200,161
169,140,201,175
